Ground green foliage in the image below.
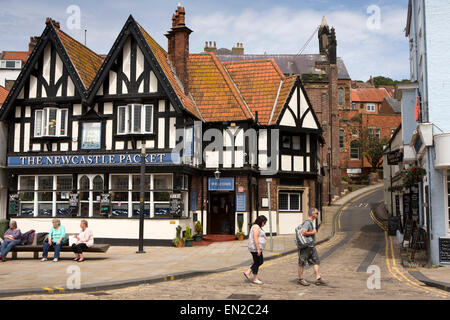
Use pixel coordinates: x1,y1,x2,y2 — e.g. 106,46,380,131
236,231,244,238
176,225,182,239
350,114,362,123
370,76,411,88
194,221,203,235
185,226,192,240
237,215,244,233
356,129,389,172
172,237,181,246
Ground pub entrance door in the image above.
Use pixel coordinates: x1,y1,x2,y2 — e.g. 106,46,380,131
208,192,235,234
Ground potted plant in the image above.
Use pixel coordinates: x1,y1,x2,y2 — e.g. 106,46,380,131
194,221,203,242
173,225,183,248
184,226,193,247
235,216,245,241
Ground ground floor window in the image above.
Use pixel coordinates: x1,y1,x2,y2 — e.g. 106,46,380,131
278,191,302,212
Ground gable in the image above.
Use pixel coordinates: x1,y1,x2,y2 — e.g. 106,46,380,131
276,77,321,130
95,35,160,97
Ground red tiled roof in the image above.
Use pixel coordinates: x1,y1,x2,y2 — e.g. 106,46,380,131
0,85,9,106
352,88,390,102
1,51,28,63
137,23,203,120
378,85,395,97
188,52,252,122
55,28,104,89
223,59,284,125
270,75,297,125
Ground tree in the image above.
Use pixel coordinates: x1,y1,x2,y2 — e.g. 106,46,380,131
368,76,411,88
356,129,389,172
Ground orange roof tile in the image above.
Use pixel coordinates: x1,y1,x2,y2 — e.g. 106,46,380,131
270,75,297,125
137,23,203,120
223,59,284,125
55,28,104,89
352,88,390,102
188,52,252,122
1,51,28,63
0,85,9,105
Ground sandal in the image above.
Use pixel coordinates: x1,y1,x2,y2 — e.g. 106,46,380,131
253,279,264,285
243,272,252,282
73,258,79,261
77,259,84,262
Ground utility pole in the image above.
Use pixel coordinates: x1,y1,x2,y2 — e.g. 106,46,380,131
137,142,146,254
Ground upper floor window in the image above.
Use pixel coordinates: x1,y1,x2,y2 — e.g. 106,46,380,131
34,108,68,137
352,103,356,110
117,104,153,135
366,103,376,112
338,88,344,106
339,130,344,148
369,128,381,139
0,60,21,69
350,140,359,159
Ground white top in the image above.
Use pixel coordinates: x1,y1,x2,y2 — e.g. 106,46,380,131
77,228,94,247
248,224,267,252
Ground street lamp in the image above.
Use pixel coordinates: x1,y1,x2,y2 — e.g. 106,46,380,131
137,142,146,254
214,168,221,180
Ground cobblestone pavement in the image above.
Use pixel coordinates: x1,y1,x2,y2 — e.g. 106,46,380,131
6,189,449,300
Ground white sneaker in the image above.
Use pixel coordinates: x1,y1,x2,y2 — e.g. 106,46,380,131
41,258,47,262
53,258,59,262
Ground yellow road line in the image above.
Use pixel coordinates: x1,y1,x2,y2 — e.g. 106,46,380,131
43,287,54,293
384,231,448,298
53,286,65,293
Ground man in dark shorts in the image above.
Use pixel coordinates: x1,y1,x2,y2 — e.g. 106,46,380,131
297,207,325,286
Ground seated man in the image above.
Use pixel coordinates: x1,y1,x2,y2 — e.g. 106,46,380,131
0,221,22,262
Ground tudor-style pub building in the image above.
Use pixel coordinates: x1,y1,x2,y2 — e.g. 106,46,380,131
0,8,324,245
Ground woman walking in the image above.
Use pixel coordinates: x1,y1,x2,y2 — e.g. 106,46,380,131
244,215,267,285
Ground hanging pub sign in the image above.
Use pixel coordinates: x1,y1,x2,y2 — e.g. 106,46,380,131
387,150,403,165
9,194,19,215
170,193,182,217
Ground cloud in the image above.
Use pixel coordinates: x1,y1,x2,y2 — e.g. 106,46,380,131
189,4,410,81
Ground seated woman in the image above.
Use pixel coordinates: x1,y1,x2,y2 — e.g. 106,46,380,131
72,220,94,262
41,218,66,262
0,221,22,262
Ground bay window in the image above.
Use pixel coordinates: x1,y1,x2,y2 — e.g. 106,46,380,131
34,108,68,137
117,104,153,134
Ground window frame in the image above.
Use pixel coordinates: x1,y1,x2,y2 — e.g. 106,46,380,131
34,107,69,138
366,103,376,112
278,191,303,212
117,104,154,135
350,141,360,159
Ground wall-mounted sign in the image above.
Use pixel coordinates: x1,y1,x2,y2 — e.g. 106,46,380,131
81,122,102,150
208,178,234,191
261,197,269,208
8,153,180,167
236,193,246,212
387,150,403,165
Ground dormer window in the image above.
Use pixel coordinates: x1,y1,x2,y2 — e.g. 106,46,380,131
117,104,153,134
34,108,68,137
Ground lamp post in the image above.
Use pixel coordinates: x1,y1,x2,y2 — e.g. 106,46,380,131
266,178,273,251
328,146,331,206
137,143,146,254
214,168,221,180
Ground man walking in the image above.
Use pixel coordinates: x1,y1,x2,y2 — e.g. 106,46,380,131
297,207,325,286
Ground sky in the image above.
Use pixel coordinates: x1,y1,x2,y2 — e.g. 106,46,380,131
0,0,410,82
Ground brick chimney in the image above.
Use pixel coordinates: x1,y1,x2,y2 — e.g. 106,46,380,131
28,36,40,57
165,5,192,95
204,41,217,54
231,43,244,55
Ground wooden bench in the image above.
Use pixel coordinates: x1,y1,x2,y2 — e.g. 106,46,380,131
10,244,110,260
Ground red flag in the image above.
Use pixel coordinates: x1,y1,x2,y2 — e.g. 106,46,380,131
415,96,420,122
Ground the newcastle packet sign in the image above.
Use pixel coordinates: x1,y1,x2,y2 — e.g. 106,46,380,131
8,153,180,167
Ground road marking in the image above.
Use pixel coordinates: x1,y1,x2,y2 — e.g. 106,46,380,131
384,231,448,298
53,286,65,293
43,287,54,293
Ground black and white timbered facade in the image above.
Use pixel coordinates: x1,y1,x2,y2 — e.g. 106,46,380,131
0,12,323,244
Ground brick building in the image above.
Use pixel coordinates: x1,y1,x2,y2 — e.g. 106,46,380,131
216,16,351,204
339,87,401,177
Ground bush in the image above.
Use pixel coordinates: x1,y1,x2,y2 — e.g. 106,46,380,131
185,226,192,240
194,221,203,235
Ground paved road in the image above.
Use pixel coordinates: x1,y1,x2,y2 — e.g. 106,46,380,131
6,189,450,300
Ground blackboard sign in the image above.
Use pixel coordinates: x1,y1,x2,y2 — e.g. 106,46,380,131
403,220,413,244
9,194,19,215
170,193,182,217
403,194,411,219
439,238,450,263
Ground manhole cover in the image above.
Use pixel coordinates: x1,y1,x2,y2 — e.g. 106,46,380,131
88,291,111,296
227,294,261,300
